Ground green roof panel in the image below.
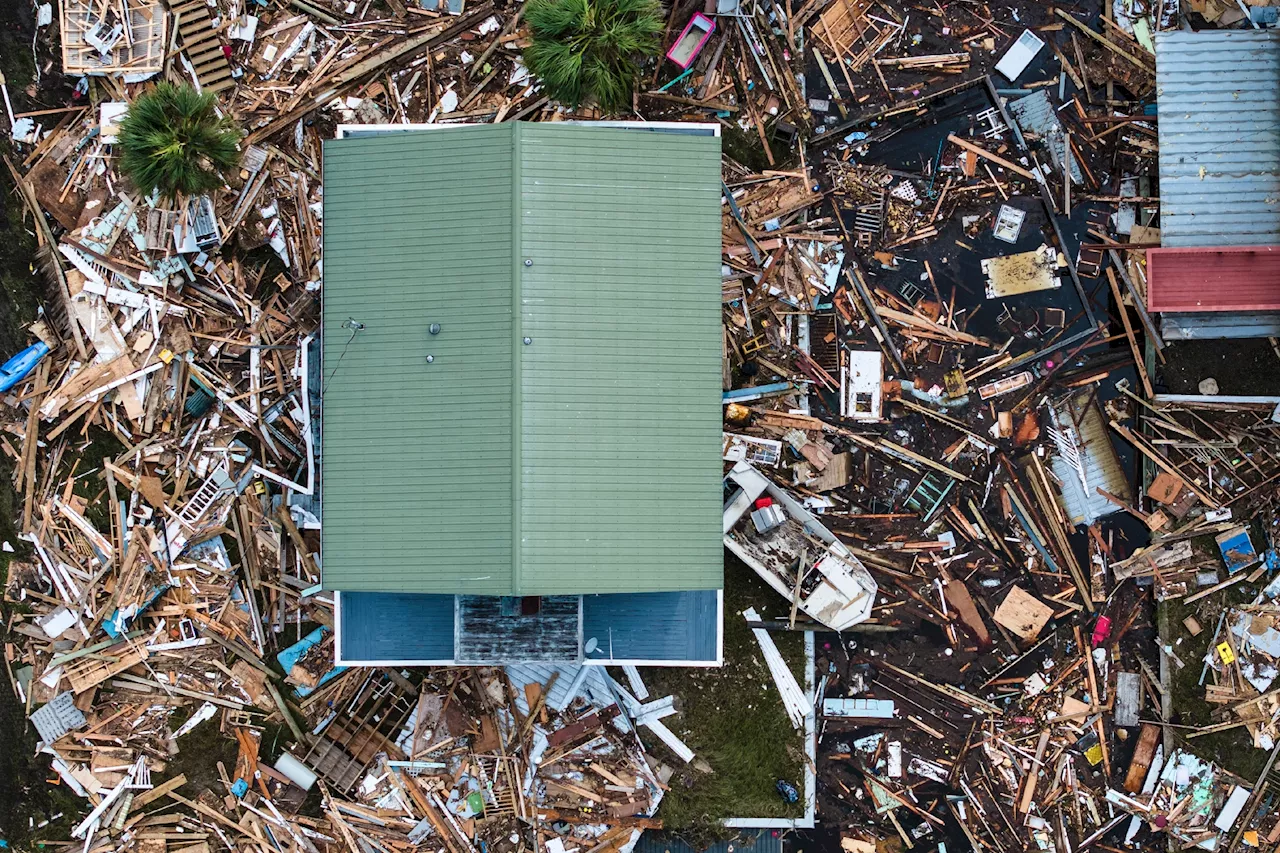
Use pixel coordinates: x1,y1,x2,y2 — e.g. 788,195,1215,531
321,123,722,596
517,125,725,594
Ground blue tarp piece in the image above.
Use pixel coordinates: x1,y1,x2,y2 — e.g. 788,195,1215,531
277,627,345,696
104,585,168,639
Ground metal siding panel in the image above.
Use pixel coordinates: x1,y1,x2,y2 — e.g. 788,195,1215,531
505,663,613,713
1050,392,1130,526
1156,30,1280,248
1161,311,1280,339
517,125,725,594
338,592,456,661
321,127,516,593
582,590,718,662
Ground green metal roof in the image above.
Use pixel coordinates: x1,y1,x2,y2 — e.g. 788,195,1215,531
321,124,724,596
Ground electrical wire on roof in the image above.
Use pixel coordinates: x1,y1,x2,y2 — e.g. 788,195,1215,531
322,318,365,394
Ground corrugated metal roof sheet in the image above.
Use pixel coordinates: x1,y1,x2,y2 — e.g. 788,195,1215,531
322,124,723,596
1007,91,1082,184
1160,311,1280,339
1049,391,1129,526
1155,30,1280,248
1147,245,1280,311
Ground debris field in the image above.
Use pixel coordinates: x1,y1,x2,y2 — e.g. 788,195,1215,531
2,0,1280,852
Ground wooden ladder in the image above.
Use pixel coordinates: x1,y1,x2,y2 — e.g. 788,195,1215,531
171,0,234,95
1075,207,1108,279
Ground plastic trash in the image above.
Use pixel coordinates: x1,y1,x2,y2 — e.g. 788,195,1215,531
0,342,50,393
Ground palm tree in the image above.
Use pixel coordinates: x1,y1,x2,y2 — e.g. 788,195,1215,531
117,83,241,199
523,0,663,113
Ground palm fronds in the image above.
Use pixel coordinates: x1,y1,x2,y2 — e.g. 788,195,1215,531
117,83,242,200
523,0,663,113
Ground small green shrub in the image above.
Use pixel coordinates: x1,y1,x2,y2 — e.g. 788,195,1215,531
117,83,241,199
523,0,664,113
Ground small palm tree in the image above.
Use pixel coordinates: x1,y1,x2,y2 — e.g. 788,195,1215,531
117,83,241,199
523,0,663,113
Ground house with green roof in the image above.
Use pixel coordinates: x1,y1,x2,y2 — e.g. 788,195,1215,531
321,122,725,666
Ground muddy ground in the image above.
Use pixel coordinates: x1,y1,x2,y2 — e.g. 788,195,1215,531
0,0,85,841
1158,338,1280,396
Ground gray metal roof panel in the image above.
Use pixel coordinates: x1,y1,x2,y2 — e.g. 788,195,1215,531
1050,392,1130,526
1160,311,1280,339
1155,30,1280,248
505,662,615,714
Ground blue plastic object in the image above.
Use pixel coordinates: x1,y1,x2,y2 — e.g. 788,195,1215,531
776,779,799,803
276,627,346,696
1218,528,1259,574
231,778,249,797
0,342,50,393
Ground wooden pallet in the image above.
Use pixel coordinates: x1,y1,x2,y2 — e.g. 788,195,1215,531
171,0,234,95
303,737,364,792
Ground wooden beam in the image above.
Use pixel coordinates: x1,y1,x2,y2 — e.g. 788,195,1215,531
946,134,1037,181
1106,267,1153,398
1055,9,1154,73
1108,420,1220,508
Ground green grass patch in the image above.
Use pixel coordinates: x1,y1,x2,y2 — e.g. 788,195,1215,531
637,556,807,846
1157,533,1270,783
0,74,81,843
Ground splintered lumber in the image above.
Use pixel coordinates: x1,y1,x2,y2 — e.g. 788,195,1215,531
246,7,496,144
131,775,189,809
946,135,1038,181
875,306,994,347
1106,267,1153,398
1055,9,1155,72
1018,730,1051,814
535,809,662,830
64,642,149,693
1108,421,1220,508
875,660,1001,715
